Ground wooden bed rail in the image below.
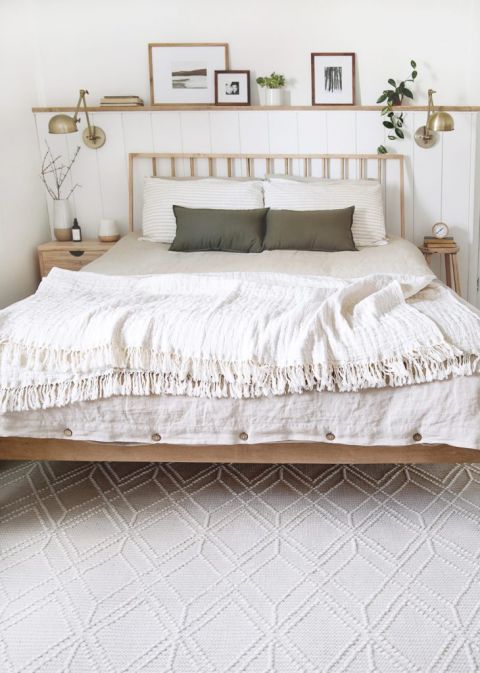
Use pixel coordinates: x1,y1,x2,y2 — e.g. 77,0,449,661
0,437,478,464
128,152,405,237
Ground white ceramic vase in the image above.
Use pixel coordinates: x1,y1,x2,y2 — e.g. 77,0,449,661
53,199,72,241
265,88,283,106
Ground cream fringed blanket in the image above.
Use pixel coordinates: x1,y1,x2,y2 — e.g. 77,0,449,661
1,268,480,412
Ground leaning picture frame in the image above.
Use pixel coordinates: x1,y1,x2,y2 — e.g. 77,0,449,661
148,43,229,106
311,52,355,106
215,70,251,106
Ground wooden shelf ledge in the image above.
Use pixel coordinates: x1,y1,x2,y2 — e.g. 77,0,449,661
32,104,480,113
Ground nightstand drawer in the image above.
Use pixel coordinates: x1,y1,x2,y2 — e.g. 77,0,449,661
40,250,104,275
37,240,116,277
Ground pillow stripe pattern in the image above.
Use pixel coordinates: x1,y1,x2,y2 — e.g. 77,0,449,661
264,178,387,247
142,178,265,243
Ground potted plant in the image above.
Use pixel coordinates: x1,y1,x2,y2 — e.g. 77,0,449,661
376,60,418,154
40,143,81,240
256,72,286,106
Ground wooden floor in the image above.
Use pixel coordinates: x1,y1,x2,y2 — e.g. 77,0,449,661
0,436,479,464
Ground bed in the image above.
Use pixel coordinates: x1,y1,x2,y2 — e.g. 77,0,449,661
1,152,479,463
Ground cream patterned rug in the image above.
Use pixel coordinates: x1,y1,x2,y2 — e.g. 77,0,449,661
1,460,480,673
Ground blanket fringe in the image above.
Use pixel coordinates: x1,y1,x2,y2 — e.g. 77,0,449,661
0,341,479,412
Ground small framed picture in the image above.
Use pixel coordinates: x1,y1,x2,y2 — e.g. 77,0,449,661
215,70,251,106
311,53,355,106
148,43,229,105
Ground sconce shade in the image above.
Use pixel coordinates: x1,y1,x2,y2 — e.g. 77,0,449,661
427,111,455,132
48,114,78,134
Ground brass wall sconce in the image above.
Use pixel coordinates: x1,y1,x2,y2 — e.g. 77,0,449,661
48,89,106,149
414,89,454,148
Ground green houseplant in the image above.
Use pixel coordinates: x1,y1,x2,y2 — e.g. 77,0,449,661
256,72,286,105
376,60,418,154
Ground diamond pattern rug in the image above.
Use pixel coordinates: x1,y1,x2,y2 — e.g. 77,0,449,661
1,460,480,672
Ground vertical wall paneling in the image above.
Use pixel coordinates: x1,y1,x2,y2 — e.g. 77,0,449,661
384,113,414,240
65,114,103,239
396,112,415,242
412,111,443,279
34,109,480,304
441,112,472,295
209,111,240,153
95,113,128,234
179,111,211,178
151,111,183,177
325,111,357,179
238,112,269,177
121,112,154,227
268,111,299,174
297,111,327,177
209,111,241,176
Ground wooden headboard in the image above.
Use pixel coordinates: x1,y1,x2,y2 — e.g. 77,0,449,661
128,152,405,237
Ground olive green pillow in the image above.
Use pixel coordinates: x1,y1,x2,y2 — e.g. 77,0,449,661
170,206,269,253
263,207,357,252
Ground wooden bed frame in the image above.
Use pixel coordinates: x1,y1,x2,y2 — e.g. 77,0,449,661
1,152,478,464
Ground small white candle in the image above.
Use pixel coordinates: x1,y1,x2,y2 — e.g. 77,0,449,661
98,218,120,242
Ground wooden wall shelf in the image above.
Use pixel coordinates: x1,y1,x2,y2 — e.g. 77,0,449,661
32,104,480,113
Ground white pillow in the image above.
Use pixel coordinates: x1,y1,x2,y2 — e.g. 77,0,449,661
142,177,265,243
264,178,387,247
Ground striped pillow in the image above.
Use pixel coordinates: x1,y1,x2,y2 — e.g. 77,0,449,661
142,177,265,243
264,178,387,247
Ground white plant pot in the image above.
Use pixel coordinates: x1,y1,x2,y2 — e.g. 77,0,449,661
53,199,72,241
265,88,283,106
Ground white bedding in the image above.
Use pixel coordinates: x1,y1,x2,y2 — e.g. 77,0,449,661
85,232,430,276
1,234,479,448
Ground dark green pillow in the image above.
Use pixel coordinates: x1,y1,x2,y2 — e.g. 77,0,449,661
263,207,357,252
170,206,269,253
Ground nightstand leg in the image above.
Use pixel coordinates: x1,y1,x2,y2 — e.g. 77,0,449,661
452,253,461,295
445,254,452,289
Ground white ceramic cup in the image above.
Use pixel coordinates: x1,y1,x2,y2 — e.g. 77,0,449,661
98,218,120,242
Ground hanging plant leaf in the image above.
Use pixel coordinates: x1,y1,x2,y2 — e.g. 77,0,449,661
377,60,418,145
377,145,388,154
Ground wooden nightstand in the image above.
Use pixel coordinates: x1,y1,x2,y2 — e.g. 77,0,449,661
38,240,116,277
420,245,461,295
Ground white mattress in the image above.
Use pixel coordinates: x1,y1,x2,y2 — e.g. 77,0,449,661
2,234,479,448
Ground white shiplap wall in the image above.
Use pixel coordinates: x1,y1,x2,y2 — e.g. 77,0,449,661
34,110,480,304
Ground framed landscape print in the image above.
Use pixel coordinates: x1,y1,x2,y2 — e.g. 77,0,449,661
311,53,355,106
148,43,229,105
215,70,250,106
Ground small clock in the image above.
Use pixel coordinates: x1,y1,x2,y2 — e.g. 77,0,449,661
432,222,449,239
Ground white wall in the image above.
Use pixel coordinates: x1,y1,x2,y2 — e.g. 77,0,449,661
0,1,49,308
29,0,479,106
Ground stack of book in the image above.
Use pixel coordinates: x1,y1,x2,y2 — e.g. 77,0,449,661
100,95,144,107
423,236,457,252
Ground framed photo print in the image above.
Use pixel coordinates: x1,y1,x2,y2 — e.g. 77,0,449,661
148,43,229,105
215,70,250,106
311,53,355,106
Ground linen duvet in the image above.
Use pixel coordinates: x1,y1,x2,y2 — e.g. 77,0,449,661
1,234,479,449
